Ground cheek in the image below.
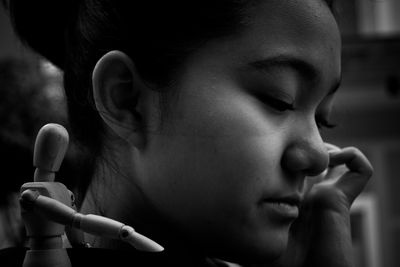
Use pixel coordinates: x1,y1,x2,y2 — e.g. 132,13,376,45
140,128,286,231
140,81,291,219
140,134,291,260
137,80,292,257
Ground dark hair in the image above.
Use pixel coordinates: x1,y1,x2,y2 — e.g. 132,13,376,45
8,0,257,199
64,1,255,148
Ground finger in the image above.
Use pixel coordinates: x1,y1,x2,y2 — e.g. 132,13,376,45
307,143,343,182
329,147,373,177
324,142,341,152
328,147,373,204
324,163,347,182
305,143,351,192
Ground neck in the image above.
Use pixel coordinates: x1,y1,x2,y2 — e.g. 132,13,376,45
78,150,209,265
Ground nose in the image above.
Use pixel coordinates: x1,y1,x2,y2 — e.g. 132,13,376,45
281,127,329,177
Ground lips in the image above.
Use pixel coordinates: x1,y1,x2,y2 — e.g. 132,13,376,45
264,194,302,207
262,195,302,221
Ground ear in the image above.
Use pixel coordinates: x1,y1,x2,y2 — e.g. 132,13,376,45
92,50,146,149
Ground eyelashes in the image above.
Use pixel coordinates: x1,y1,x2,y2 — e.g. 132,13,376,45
257,94,337,130
256,94,295,112
315,116,337,130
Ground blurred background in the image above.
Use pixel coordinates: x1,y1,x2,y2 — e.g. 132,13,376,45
0,0,399,266
324,1,400,267
0,0,87,252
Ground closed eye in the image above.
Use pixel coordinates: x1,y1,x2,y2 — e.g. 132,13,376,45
256,94,295,112
315,115,337,130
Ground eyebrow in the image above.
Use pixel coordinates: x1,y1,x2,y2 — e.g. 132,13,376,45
248,55,341,96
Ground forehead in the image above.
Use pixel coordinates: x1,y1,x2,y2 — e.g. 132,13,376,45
178,0,341,89
243,0,340,50
235,0,341,77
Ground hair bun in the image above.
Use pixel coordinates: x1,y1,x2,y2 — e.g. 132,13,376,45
9,0,74,69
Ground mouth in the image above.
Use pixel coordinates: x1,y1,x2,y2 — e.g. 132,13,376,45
261,195,302,221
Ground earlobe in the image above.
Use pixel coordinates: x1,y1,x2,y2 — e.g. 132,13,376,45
92,50,145,148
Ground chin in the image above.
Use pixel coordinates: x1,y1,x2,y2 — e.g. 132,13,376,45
212,227,290,265
218,247,286,266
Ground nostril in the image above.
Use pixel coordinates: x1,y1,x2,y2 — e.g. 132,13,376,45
281,146,306,172
305,150,329,177
282,142,329,176
305,164,328,177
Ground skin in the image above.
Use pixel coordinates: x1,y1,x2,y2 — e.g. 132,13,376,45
81,0,373,265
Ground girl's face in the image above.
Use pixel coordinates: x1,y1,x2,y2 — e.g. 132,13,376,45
134,0,341,262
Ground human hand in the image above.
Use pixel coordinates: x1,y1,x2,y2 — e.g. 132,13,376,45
269,143,373,267
305,143,373,213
